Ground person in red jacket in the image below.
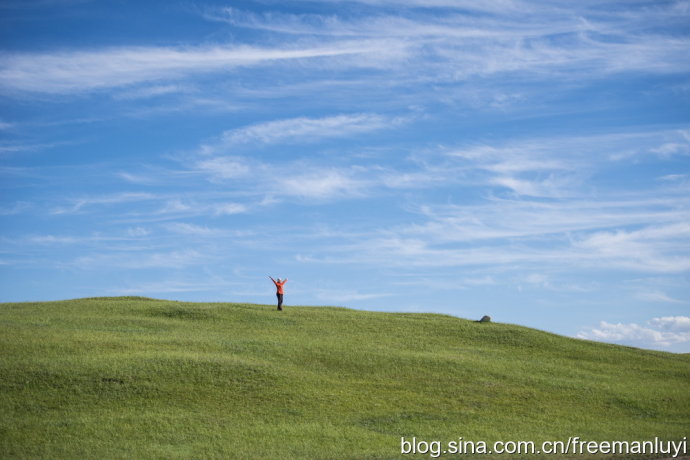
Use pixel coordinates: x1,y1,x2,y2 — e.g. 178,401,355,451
269,276,288,311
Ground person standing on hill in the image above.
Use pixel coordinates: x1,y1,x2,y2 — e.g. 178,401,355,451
269,276,288,311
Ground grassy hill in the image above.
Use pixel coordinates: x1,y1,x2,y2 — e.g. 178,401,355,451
1,297,688,459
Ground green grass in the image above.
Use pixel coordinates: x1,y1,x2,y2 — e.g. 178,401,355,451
1,297,688,459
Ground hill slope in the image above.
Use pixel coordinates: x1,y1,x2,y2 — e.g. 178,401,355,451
1,297,688,459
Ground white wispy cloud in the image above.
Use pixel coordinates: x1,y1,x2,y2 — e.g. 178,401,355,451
313,288,391,303
116,171,171,186
635,291,687,304
649,131,690,158
442,130,690,196
192,156,373,202
189,124,690,206
578,316,690,349
447,141,573,172
207,6,555,39
5,1,686,99
0,201,30,216
405,194,689,245
164,222,224,236
488,175,570,197
20,226,155,246
26,235,81,245
73,249,207,269
126,227,150,237
113,84,194,100
154,198,250,218
50,192,158,215
0,41,405,94
205,2,690,86
294,190,690,274
187,113,410,201
658,174,688,182
291,0,539,11
213,203,248,215
199,113,405,154
157,199,192,215
611,130,690,161
0,140,75,154
573,223,690,273
111,279,232,295
277,168,368,199
195,156,251,179
649,316,690,332
390,274,498,290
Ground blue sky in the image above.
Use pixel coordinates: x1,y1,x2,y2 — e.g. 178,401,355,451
1,0,689,352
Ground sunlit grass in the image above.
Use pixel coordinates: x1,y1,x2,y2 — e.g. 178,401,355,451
1,297,688,459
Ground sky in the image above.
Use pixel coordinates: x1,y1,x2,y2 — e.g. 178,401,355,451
1,0,689,352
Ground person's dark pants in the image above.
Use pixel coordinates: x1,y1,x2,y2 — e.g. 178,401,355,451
277,293,283,311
